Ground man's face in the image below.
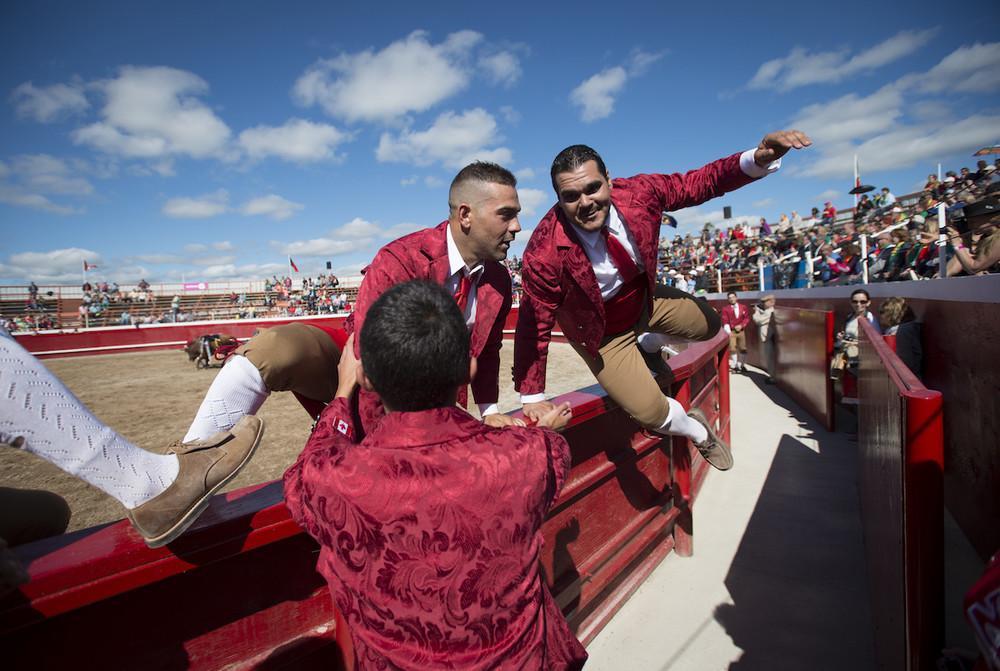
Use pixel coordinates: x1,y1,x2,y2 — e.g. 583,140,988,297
851,293,869,316
727,294,737,305
462,182,522,263
553,160,612,233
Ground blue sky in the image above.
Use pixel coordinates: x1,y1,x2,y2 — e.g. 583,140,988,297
2,0,998,285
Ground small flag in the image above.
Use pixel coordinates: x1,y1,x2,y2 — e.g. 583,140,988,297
83,260,98,271
660,212,678,228
289,256,299,273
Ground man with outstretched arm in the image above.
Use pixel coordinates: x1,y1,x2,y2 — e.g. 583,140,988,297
513,131,811,470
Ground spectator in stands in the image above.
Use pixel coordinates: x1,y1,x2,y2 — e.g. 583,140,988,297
879,296,922,378
759,216,772,237
947,198,1000,275
752,294,776,384
821,201,837,225
855,194,874,222
721,291,750,372
284,281,585,670
171,295,181,322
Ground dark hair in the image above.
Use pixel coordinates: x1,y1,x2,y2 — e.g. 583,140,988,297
360,280,469,411
850,288,871,301
727,291,738,298
550,144,608,193
448,161,517,213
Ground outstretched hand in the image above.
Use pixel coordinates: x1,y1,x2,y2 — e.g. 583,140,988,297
754,130,812,166
335,334,362,399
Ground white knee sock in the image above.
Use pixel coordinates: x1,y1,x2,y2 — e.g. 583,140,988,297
729,352,738,367
183,355,268,442
0,331,179,509
655,397,708,444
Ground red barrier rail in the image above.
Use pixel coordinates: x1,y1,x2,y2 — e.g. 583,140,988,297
1,331,731,668
857,317,944,671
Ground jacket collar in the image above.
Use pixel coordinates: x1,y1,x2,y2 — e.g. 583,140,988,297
363,406,487,449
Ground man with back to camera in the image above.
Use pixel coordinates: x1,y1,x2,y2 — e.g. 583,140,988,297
513,131,811,470
721,291,751,373
284,280,587,670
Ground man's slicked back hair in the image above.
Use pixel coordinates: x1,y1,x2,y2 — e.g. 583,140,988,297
360,280,469,412
448,161,517,215
550,144,608,193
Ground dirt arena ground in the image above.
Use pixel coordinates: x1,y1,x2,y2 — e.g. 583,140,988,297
0,342,598,532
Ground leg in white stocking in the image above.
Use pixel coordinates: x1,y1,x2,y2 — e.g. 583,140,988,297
183,355,269,442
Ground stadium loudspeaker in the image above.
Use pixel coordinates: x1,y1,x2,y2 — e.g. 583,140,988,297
723,206,732,219
326,261,332,269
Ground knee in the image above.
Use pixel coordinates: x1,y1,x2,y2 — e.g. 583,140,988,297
628,394,670,431
242,325,311,388
696,305,722,341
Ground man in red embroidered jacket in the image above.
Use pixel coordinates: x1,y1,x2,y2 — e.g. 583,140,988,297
721,291,751,373
514,131,811,470
285,280,585,670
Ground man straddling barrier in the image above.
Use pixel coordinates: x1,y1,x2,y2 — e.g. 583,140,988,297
514,131,811,469
2,162,524,549
284,281,585,670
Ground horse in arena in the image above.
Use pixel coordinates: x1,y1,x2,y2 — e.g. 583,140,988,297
183,333,240,368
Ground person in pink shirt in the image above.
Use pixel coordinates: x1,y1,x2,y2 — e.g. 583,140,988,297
284,280,585,670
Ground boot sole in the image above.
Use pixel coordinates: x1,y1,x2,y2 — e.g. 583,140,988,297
134,419,265,549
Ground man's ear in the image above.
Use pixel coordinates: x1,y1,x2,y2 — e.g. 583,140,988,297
468,356,477,383
458,202,473,233
358,365,376,392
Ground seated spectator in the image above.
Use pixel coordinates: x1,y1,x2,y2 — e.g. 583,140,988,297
946,198,1000,275
879,296,922,378
855,194,874,222
283,281,586,670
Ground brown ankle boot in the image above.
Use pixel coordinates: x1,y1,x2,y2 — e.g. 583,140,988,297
127,416,264,548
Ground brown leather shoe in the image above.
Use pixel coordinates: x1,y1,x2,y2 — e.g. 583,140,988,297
127,416,264,548
688,408,733,471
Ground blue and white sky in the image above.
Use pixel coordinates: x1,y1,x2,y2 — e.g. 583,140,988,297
2,0,999,285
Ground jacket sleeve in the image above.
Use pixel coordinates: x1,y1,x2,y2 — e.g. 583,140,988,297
543,429,572,511
513,255,562,395
283,397,355,538
349,248,410,356
471,273,512,406
637,152,756,216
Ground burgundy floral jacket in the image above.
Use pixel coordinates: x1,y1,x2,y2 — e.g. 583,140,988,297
513,153,754,395
284,398,588,670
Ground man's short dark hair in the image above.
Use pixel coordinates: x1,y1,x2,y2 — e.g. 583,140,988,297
448,162,517,214
727,291,738,298
360,280,469,411
850,288,871,301
550,144,609,193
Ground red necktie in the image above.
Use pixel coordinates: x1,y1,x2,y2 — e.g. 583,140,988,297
453,272,472,312
601,227,641,283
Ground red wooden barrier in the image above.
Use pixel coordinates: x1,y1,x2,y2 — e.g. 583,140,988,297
1,331,731,668
857,317,944,671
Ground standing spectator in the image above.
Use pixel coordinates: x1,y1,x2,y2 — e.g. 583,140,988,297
759,216,773,237
721,291,750,372
790,210,803,229
171,295,181,322
822,201,837,225
752,294,777,383
879,297,922,379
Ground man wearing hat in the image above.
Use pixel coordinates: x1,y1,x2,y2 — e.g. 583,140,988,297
514,131,811,471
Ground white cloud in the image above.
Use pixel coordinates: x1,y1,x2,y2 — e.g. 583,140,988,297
0,248,100,283
11,81,89,122
400,176,418,186
0,154,94,214
238,118,350,163
517,188,549,217
293,30,481,123
916,42,1000,93
73,66,231,160
628,50,664,76
499,105,520,124
425,176,446,188
277,237,372,258
752,198,774,208
241,194,304,221
212,240,233,251
134,253,185,264
790,85,903,145
747,29,938,91
337,217,381,238
570,66,627,122
376,108,512,168
817,189,841,200
191,255,236,266
479,51,521,87
184,243,207,253
382,222,423,239
162,189,229,218
515,167,536,180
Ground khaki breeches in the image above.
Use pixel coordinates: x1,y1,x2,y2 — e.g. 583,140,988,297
235,323,342,403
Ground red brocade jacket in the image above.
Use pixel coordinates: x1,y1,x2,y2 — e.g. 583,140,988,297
284,398,588,670
513,153,755,395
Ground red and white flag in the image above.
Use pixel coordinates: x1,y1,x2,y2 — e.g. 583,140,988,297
83,260,98,271
288,256,299,273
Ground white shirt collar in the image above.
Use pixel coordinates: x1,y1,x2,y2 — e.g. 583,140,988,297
446,224,484,281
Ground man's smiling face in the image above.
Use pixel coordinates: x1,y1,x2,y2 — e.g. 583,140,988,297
554,160,612,233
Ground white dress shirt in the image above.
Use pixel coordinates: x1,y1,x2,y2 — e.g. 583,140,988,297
445,225,497,416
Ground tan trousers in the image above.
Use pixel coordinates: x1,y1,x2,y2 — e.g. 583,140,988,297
570,285,721,430
235,323,342,403
728,329,747,353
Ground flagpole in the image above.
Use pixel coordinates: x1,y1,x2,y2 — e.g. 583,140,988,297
853,155,859,207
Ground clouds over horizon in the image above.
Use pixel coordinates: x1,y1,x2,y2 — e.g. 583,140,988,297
570,50,664,122
748,28,938,91
163,190,304,220
376,108,512,168
781,40,1000,178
